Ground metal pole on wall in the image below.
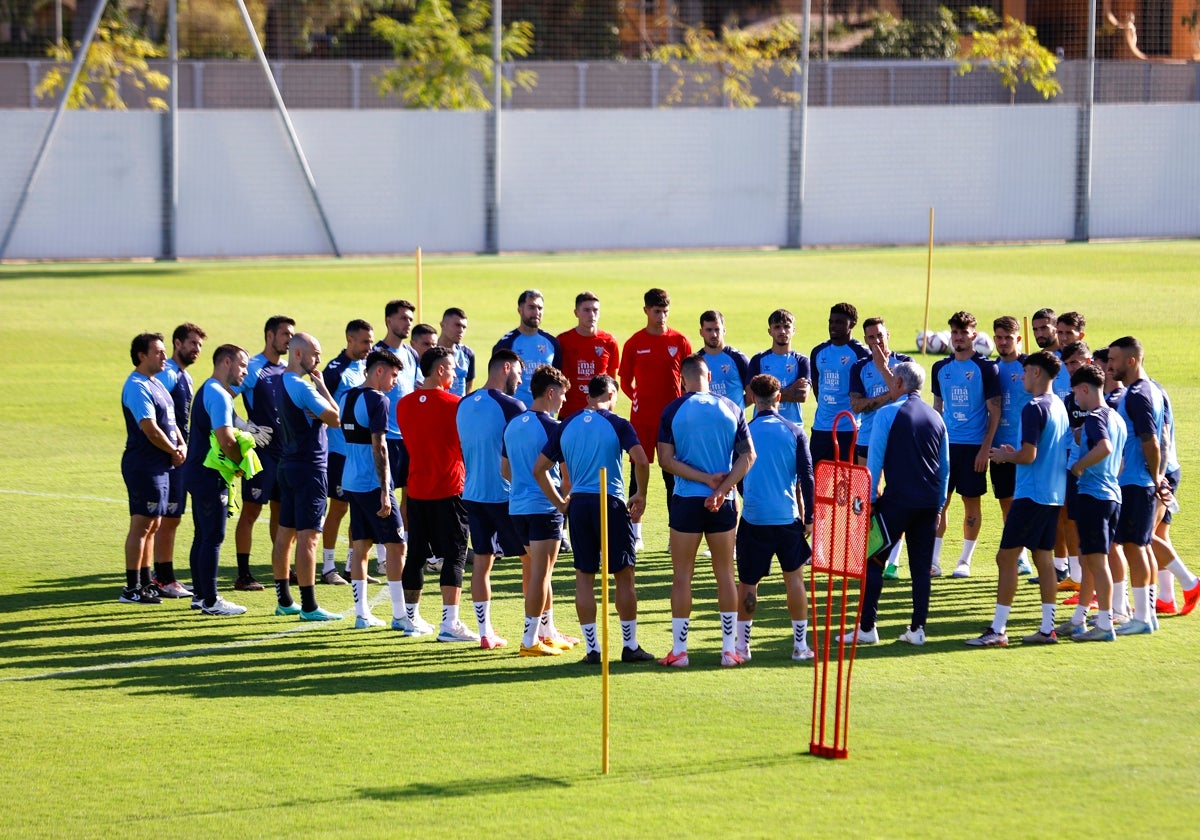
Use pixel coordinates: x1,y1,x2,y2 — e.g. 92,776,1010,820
786,0,812,249
0,0,108,260
1073,0,1097,242
485,0,502,254
162,0,178,260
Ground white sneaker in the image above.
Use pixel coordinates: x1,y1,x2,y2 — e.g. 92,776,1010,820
897,626,926,646
633,538,645,552
200,596,247,616
391,616,431,636
734,646,751,662
952,562,971,579
930,562,943,578
437,620,480,643
836,626,878,644
354,614,385,629
792,644,815,661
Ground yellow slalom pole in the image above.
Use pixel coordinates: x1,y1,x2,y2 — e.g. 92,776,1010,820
921,207,934,354
599,467,610,775
415,246,423,323
1023,316,1030,351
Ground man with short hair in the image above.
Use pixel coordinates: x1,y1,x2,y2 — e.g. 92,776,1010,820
735,374,816,661
931,311,1001,579
152,322,206,598
272,332,343,622
696,310,750,406
967,350,1070,646
319,319,374,585
1030,306,1073,580
534,375,656,664
232,315,292,592
1056,339,1093,594
183,343,251,616
438,307,475,397
747,309,810,429
456,349,528,648
809,302,870,467
121,332,186,605
658,355,757,667
494,289,562,409
991,315,1033,576
557,291,619,419
1054,311,1086,399
411,323,439,359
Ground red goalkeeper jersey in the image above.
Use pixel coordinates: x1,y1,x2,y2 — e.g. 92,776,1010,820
556,328,620,419
618,327,692,435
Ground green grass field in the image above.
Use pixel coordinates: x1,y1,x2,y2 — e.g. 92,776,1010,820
2,242,1199,837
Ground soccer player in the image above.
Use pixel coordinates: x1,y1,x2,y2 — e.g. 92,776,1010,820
966,350,1070,646
658,355,756,667
182,343,250,616
1056,340,1093,595
338,348,406,629
844,361,948,646
271,333,343,622
735,374,816,661
232,315,292,592
152,322,205,598
120,332,185,605
1030,307,1074,580
1107,336,1169,635
319,318,374,586
809,302,870,466
557,291,620,419
533,375,655,664
618,288,693,547
747,308,810,429
1054,312,1086,399
456,349,528,648
494,289,563,409
1152,385,1200,616
505,364,573,656
696,309,750,405
395,346,476,643
990,315,1033,576
411,323,439,359
931,311,1001,578
438,307,476,397
1060,363,1126,641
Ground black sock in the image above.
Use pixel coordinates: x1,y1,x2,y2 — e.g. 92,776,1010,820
139,567,152,587
274,579,293,607
300,585,317,613
153,562,175,585
236,553,250,576
126,569,139,589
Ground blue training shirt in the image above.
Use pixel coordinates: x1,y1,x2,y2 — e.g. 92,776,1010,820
155,359,194,442
849,351,912,445
448,344,475,397
543,408,640,499
122,371,178,472
741,409,814,526
236,353,286,457
747,349,810,426
868,394,949,508
183,378,235,483
338,386,391,493
1116,378,1164,488
277,371,331,468
1014,393,1070,505
1071,405,1126,503
657,391,751,499
322,351,366,456
503,410,560,515
993,355,1030,448
457,388,526,503
931,354,1001,445
811,338,871,431
698,347,750,404
493,329,563,409
373,340,422,440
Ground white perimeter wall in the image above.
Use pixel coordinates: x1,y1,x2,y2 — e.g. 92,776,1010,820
0,104,1196,260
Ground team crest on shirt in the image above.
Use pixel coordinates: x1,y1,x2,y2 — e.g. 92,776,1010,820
594,346,604,357
537,343,548,355
720,364,730,374
668,347,678,357
521,415,530,424
1010,372,1021,383
584,415,594,423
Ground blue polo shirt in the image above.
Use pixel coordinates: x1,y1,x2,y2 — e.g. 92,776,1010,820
155,359,194,442
931,354,1001,445
741,409,814,526
993,355,1030,448
811,338,870,431
122,371,178,473
699,346,750,404
1116,378,1164,488
493,329,563,409
1072,405,1126,503
657,391,751,499
183,378,235,483
503,410,560,515
277,371,331,468
543,408,641,500
1014,393,1070,505
747,349,810,426
849,351,912,444
868,393,949,508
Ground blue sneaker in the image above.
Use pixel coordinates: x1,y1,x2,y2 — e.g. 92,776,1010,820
299,606,343,622
274,602,301,616
1074,625,1116,642
354,614,385,629
1115,618,1153,636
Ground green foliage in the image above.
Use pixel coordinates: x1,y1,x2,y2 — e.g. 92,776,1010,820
850,6,960,59
506,0,621,60
650,19,804,108
35,11,169,111
371,0,536,110
957,6,1061,102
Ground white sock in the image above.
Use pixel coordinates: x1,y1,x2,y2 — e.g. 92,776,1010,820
1096,609,1113,632
632,522,642,538
672,617,689,655
522,615,539,648
352,579,368,618
792,619,809,650
1040,602,1055,634
621,619,638,649
473,601,493,637
581,622,599,653
406,602,418,621
1158,568,1176,602
322,548,336,573
1113,580,1128,614
992,604,1011,634
1072,603,1088,625
932,538,944,566
887,540,904,567
1167,558,1199,591
1132,587,1150,623
539,610,552,637
736,620,752,652
1053,555,1068,572
443,603,459,628
376,544,387,570
1068,555,1081,583
1018,549,1029,566
720,611,737,654
346,546,355,565
388,581,406,621
1148,583,1158,615
958,539,977,566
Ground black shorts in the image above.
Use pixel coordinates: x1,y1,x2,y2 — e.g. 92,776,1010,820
810,428,857,468
387,438,409,489
567,493,636,575
347,488,405,544
999,497,1060,551
735,519,811,585
464,499,524,557
990,460,1016,500
1163,468,1181,525
403,495,469,590
123,466,170,518
668,494,738,535
1075,494,1119,556
241,450,280,506
947,443,987,499
278,462,328,532
327,451,349,502
511,511,564,546
1115,485,1156,547
165,466,186,519
1064,472,1079,521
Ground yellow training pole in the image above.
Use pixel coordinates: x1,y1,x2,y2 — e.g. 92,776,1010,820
415,246,423,322
921,207,934,354
1023,316,1030,351
599,466,610,775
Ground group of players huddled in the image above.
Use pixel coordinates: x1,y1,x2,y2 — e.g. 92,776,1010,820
118,291,1196,665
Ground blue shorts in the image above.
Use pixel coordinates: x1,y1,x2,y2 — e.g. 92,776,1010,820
947,443,987,499
1163,468,1181,525
1115,484,1156,547
736,519,811,584
347,488,404,544
123,466,170,518
511,511,564,546
278,462,328,532
1064,472,1079,521
464,499,524,557
990,460,1016,500
1075,494,1119,556
668,494,738,535
242,450,280,506
327,451,348,502
164,466,186,519
810,428,857,468
387,438,409,489
999,497,1061,551
567,493,636,575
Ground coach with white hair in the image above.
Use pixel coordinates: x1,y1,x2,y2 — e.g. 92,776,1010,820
838,361,949,647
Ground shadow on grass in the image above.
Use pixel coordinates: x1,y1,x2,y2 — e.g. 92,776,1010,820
357,774,573,801
0,265,187,282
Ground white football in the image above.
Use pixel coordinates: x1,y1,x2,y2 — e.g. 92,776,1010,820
974,333,996,357
916,330,940,353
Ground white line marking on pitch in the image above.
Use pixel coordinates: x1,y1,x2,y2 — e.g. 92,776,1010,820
0,488,125,505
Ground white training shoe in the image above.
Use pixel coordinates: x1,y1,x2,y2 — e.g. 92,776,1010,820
791,644,815,661
354,614,386,629
200,596,247,616
836,626,879,645
952,562,971,579
437,620,480,643
897,626,926,646
930,562,943,578
734,646,751,662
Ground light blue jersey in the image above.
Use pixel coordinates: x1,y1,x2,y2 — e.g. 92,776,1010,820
931,354,1001,445
1072,405,1126,503
122,371,177,471
1014,393,1070,505
457,388,526,503
1052,355,1073,401
544,409,641,499
503,410,560,515
338,386,390,493
493,329,562,409
373,341,422,440
993,356,1030,448
699,347,750,404
741,410,813,526
657,391,751,499
810,339,870,431
322,351,366,456
1155,381,1179,474
849,352,912,444
747,349,810,426
182,378,235,481
448,344,475,397
1116,379,1164,488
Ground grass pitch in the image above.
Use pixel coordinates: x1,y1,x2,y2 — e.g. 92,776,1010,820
2,242,1199,837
